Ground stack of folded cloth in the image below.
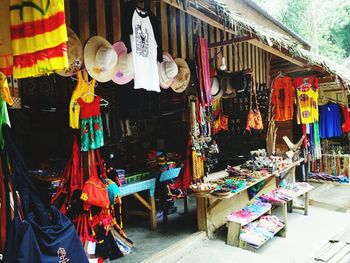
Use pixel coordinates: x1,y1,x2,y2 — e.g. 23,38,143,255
240,215,284,247
227,201,271,225
259,182,313,203
308,172,349,183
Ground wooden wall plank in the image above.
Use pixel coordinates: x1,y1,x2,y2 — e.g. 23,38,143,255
179,10,186,58
209,25,215,60
150,0,157,14
170,6,178,57
234,43,238,72
257,47,261,83
111,0,121,42
223,31,227,70
243,42,248,69
228,33,233,71
203,22,208,40
161,2,169,52
96,0,106,38
251,45,256,80
216,28,221,68
78,0,90,43
238,43,243,71
248,43,252,69
187,14,193,59
64,0,71,28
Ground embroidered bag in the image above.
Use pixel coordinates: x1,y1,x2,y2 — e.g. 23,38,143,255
246,77,264,131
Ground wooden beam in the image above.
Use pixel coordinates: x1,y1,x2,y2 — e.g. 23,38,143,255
78,0,89,43
162,0,236,35
133,193,152,210
96,0,106,38
160,1,169,52
248,38,306,67
208,36,254,48
112,0,121,42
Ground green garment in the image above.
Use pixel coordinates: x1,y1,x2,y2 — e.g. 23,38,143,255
0,98,10,149
80,115,104,151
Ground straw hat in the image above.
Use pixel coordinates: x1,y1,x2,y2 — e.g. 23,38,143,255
112,41,134,85
211,76,223,99
221,74,236,99
159,52,178,89
171,58,190,93
84,36,118,83
56,28,83,77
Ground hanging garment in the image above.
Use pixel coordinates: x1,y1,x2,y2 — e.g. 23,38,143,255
313,122,322,160
0,72,13,106
319,103,343,139
78,96,104,151
9,0,68,78
293,75,319,89
271,76,294,121
0,0,13,76
341,106,350,133
195,36,211,106
129,8,161,92
69,71,95,129
295,84,319,124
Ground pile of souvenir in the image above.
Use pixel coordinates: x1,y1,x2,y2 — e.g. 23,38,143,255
240,155,293,173
227,201,272,225
240,215,284,247
259,182,314,203
189,182,217,193
308,172,349,183
146,150,182,172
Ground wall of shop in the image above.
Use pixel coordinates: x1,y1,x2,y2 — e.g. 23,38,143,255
63,0,270,84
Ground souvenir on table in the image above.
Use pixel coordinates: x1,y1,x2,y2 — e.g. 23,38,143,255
9,0,69,78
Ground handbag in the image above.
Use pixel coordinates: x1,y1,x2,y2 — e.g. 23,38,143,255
246,77,264,131
109,225,133,257
2,124,89,263
80,150,110,208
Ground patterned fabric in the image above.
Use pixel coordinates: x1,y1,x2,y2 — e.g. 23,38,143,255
9,0,68,78
296,84,319,124
271,76,294,121
78,96,104,151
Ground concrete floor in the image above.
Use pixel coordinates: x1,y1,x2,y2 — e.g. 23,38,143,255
106,197,198,263
174,206,350,263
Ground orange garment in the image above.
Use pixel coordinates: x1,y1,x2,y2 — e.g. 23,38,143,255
271,76,294,121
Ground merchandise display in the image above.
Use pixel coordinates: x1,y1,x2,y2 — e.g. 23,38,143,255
226,201,272,225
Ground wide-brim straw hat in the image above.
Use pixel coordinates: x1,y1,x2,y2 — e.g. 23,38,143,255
84,36,118,83
171,58,190,93
159,52,178,89
56,28,83,77
211,76,223,100
112,41,134,85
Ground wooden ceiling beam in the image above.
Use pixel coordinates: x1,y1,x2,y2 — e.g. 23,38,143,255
208,36,254,48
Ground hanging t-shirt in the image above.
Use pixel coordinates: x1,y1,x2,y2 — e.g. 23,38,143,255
129,8,160,92
341,106,350,133
319,103,343,139
293,75,319,89
271,76,294,121
295,84,319,124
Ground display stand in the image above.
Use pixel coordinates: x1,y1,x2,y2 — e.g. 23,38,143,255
226,202,287,251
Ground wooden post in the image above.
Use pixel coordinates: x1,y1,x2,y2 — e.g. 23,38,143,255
170,6,178,58
78,0,90,44
112,0,121,42
304,192,309,216
96,0,106,38
227,221,241,247
150,196,157,230
160,1,169,52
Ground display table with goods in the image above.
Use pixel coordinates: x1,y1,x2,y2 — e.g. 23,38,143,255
191,154,304,238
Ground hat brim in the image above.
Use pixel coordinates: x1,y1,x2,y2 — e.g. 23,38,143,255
84,36,118,83
56,28,83,77
171,58,190,93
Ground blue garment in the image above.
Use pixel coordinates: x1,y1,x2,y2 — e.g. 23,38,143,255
319,103,343,139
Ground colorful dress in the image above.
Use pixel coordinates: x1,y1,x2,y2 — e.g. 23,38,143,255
295,84,319,124
9,0,68,78
69,71,95,129
78,96,104,151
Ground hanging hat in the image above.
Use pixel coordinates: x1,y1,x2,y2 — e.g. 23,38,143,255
159,52,178,89
171,58,190,93
56,28,83,77
211,76,223,100
112,41,134,85
221,74,236,99
84,36,118,83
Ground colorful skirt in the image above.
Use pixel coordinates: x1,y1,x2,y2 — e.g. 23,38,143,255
80,116,104,151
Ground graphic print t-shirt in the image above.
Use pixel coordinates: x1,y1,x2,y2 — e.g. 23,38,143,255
130,9,160,92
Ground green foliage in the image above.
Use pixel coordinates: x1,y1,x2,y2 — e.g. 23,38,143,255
255,0,350,63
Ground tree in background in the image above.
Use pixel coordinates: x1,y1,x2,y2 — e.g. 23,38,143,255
255,0,350,63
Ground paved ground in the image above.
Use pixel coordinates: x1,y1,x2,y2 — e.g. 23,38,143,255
174,206,350,263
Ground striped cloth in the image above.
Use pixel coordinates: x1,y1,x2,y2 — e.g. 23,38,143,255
10,0,68,78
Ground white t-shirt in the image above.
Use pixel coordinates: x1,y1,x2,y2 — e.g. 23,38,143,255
130,9,160,92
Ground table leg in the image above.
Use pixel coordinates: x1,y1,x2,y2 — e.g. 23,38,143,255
150,196,157,230
184,195,189,214
287,200,293,213
304,192,309,216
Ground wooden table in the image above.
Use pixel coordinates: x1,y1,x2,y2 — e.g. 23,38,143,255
195,159,304,238
119,178,157,230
